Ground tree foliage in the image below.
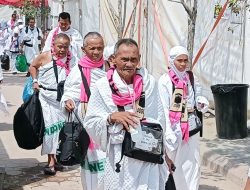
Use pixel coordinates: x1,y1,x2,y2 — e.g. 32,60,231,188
19,0,50,19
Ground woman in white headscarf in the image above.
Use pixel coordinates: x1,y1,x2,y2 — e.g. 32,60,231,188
158,46,209,190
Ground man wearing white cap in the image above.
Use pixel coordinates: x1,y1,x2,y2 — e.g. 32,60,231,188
158,45,209,190
43,12,83,61
20,17,42,66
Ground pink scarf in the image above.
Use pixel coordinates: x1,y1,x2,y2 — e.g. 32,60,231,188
10,20,15,29
169,69,190,142
107,66,143,106
51,27,59,52
78,56,104,102
54,51,72,76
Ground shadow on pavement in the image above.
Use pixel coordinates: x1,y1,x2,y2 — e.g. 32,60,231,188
201,133,250,176
2,75,27,86
199,185,221,190
3,163,51,190
0,123,13,132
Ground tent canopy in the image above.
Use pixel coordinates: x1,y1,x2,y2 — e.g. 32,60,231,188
0,0,48,7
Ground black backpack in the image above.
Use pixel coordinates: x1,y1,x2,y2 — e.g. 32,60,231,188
0,52,10,70
25,26,42,51
25,26,40,39
13,91,45,149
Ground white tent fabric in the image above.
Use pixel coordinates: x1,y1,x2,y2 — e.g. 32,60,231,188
0,6,13,22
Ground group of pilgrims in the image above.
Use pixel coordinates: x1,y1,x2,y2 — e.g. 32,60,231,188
1,10,211,190
0,12,43,74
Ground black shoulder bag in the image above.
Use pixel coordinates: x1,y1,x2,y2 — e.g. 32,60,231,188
115,90,164,173
56,110,90,166
53,60,66,102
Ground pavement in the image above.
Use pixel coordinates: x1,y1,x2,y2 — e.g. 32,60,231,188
0,72,249,190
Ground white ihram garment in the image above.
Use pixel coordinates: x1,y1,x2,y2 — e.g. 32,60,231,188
38,57,75,155
42,27,83,60
61,64,106,190
20,27,42,64
84,68,169,190
0,29,9,55
158,73,208,190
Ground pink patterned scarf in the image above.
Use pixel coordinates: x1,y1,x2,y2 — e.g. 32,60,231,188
53,51,72,76
169,69,190,142
51,27,59,53
107,66,143,106
78,56,104,102
10,20,15,29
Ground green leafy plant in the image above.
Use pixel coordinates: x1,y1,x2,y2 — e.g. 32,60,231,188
19,0,50,19
228,0,248,15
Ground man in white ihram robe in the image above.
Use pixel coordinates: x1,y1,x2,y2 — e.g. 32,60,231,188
61,32,110,190
20,18,42,65
43,27,82,60
84,67,169,190
61,65,106,120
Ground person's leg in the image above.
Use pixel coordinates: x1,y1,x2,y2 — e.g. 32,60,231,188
48,154,56,166
245,169,250,190
10,53,17,74
245,177,250,190
44,154,56,175
25,62,30,77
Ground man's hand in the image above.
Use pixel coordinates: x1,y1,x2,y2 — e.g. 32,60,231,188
110,111,139,131
165,154,175,174
19,48,24,54
32,82,39,90
65,99,75,112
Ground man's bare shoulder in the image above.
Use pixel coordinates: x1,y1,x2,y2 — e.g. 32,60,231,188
35,51,51,66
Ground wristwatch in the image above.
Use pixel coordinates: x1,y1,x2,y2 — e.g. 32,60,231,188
32,78,38,84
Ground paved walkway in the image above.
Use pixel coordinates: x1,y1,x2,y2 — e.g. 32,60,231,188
200,112,250,189
0,73,249,190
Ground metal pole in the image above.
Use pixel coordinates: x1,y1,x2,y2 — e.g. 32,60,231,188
145,0,149,69
241,0,247,83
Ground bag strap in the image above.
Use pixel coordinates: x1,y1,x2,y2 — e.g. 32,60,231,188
72,109,83,124
25,26,28,34
78,64,91,99
36,27,40,36
187,71,203,137
171,70,203,137
53,59,58,84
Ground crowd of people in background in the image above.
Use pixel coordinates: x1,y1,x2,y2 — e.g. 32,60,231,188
1,10,249,190
0,11,47,75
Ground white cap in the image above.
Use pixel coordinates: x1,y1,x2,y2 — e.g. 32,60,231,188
18,24,24,29
17,19,23,23
103,45,115,61
13,27,19,34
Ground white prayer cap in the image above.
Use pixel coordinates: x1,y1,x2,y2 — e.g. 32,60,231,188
168,46,189,65
17,19,23,23
18,24,24,29
103,45,115,61
13,27,19,34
